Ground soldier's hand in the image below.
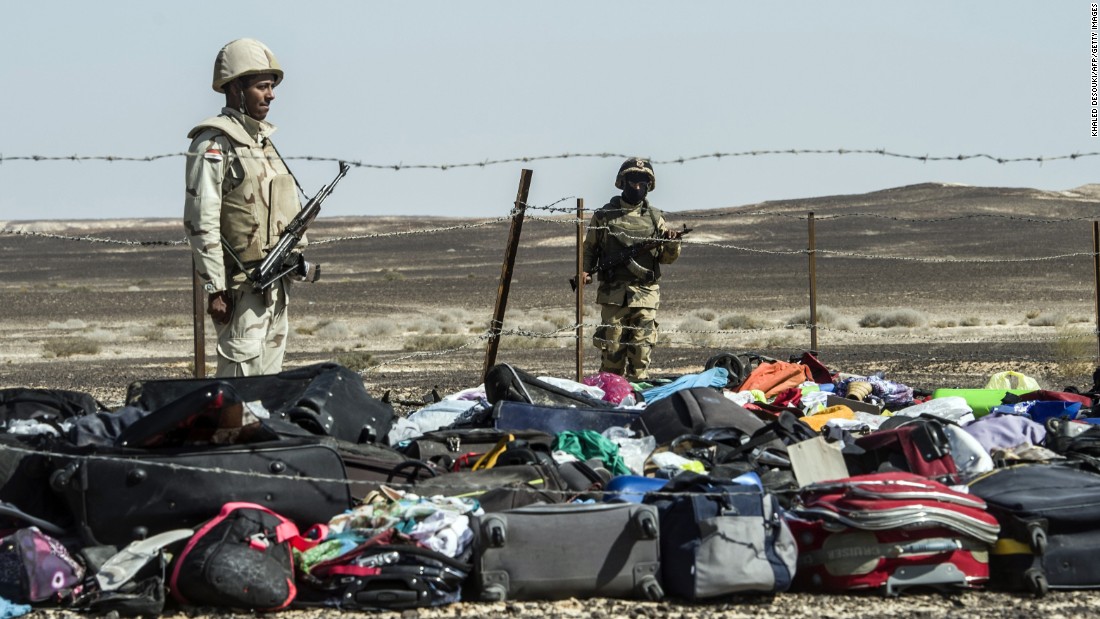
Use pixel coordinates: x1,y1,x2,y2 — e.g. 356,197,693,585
582,272,592,285
207,290,233,325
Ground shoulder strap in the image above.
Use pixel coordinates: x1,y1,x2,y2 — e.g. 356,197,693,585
187,116,254,146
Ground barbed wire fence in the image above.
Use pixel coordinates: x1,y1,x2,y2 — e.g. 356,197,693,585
2,148,1100,395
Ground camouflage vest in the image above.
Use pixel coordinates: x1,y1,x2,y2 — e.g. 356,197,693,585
598,199,663,283
188,115,301,266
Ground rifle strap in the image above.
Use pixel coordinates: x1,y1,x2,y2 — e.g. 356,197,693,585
219,237,263,279
268,138,307,203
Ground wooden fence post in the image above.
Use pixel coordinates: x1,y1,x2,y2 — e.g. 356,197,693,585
575,198,585,382
1093,221,1100,364
807,211,818,352
191,259,206,378
483,169,533,382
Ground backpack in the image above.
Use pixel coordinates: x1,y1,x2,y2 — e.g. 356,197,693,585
0,527,85,604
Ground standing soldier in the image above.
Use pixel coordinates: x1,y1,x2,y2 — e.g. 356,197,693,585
184,38,306,377
581,157,683,381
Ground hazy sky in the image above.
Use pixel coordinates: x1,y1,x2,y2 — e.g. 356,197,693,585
1,1,1096,221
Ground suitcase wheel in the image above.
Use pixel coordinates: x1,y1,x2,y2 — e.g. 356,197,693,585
49,463,78,491
386,460,438,483
482,516,506,547
640,575,664,601
634,511,659,539
1024,568,1049,598
482,583,507,601
1027,523,1048,555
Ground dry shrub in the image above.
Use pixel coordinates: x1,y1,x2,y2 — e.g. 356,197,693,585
359,318,397,337
1051,325,1095,386
690,309,718,321
959,317,982,327
296,319,330,336
1027,312,1066,327
676,316,717,347
859,309,927,328
137,326,167,342
787,307,853,332
718,313,767,330
403,334,468,351
499,334,561,350
317,321,352,339
155,316,189,328
43,337,100,358
544,313,574,330
48,319,87,330
335,350,374,371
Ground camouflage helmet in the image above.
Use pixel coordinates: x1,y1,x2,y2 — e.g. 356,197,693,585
614,157,656,191
212,38,284,93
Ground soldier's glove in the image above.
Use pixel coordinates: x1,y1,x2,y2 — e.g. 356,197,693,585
207,290,233,325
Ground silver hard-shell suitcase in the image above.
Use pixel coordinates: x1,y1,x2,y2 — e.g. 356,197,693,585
473,502,663,601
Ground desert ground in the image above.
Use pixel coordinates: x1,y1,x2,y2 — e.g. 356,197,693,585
2,181,1099,405
4,181,1100,617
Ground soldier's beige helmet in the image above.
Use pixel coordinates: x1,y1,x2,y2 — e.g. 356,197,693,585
212,38,284,93
615,157,656,191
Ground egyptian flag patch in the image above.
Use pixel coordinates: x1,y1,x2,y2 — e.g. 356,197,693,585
203,148,223,163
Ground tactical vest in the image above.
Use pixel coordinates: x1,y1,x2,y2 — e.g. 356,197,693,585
188,115,301,268
598,200,663,282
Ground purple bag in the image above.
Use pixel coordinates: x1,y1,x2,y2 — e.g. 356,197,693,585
0,527,85,603
962,412,1046,453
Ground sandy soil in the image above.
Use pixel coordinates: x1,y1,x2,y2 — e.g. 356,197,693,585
5,182,1100,616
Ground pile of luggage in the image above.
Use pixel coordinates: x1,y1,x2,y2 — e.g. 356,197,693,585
2,355,1100,614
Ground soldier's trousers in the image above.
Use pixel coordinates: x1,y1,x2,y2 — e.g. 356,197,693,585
214,280,289,377
594,304,658,380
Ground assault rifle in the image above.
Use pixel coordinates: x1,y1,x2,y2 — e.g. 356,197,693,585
569,224,691,291
249,162,351,291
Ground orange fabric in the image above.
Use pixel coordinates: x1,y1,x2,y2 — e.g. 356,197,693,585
800,405,855,431
737,361,813,398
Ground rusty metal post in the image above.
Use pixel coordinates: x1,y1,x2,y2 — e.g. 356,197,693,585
191,259,206,378
1093,222,1100,364
807,212,818,352
483,169,533,381
575,199,585,382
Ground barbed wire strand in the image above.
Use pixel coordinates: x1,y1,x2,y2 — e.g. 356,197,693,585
4,148,1099,167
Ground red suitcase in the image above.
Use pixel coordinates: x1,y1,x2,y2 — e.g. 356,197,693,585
789,472,1000,595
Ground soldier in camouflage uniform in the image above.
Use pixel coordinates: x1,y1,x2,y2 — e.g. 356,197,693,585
183,39,305,377
581,158,682,381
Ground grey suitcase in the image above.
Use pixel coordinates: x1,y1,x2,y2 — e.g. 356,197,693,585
473,502,663,601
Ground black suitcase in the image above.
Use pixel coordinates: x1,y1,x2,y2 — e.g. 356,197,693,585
0,388,108,427
630,386,766,446
50,437,353,546
124,362,394,444
968,463,1100,595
